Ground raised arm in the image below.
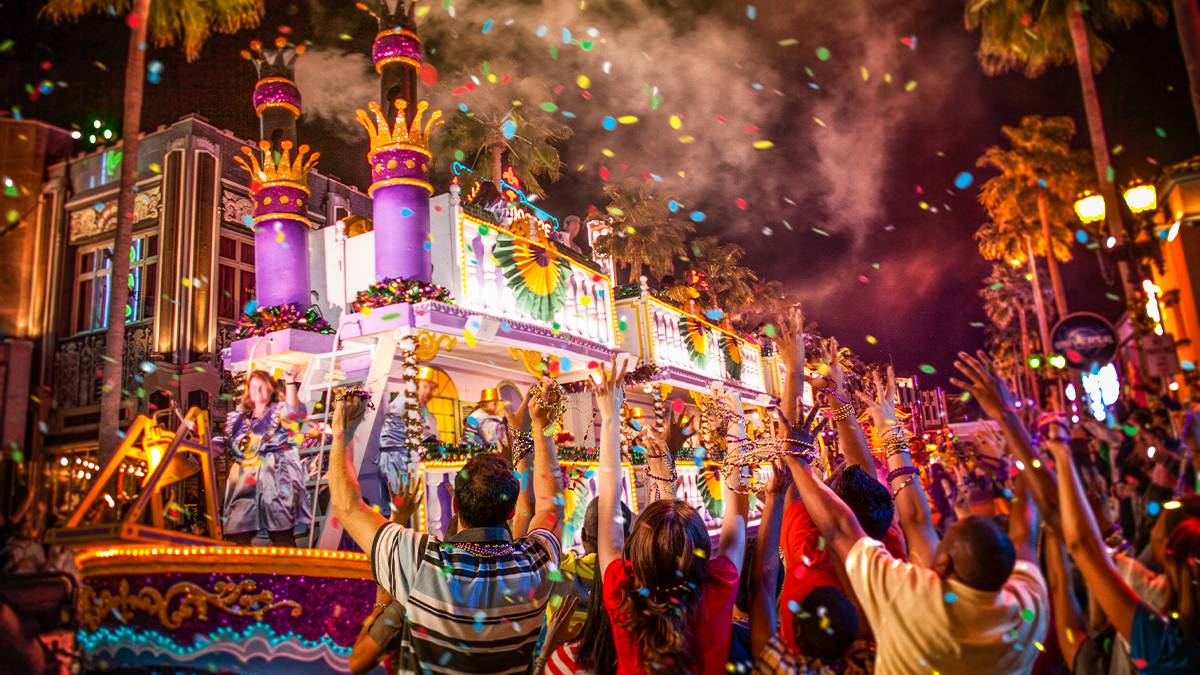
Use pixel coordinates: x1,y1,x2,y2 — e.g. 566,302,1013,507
1008,478,1039,564
595,361,629,574
775,409,861,561
951,351,1061,533
776,305,806,422
816,337,874,474
525,381,564,541
860,365,939,567
329,398,387,551
1045,440,1141,640
508,388,535,538
284,365,302,411
750,461,790,658
1044,525,1088,669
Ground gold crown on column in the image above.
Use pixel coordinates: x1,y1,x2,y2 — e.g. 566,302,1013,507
233,140,320,189
355,99,443,157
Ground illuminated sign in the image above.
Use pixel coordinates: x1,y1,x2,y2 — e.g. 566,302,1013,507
1050,312,1119,370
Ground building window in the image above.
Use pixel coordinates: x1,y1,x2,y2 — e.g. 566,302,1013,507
73,234,158,334
217,234,255,322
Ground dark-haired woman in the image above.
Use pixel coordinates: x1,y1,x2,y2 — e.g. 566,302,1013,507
223,367,306,546
593,360,749,674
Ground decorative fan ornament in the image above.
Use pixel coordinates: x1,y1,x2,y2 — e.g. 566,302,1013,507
697,464,724,519
493,232,571,322
721,333,743,380
678,315,709,367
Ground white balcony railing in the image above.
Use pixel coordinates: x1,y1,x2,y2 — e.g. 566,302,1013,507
641,297,767,392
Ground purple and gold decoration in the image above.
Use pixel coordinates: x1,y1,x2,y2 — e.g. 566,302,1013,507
372,20,421,122
74,546,375,674
493,231,573,322
233,139,320,309
233,302,334,339
372,27,422,72
356,99,442,283
251,46,302,145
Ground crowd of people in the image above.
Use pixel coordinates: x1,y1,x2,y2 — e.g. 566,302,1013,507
320,308,1200,675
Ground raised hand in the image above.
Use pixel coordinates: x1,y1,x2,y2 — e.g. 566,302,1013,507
528,377,560,429
950,350,1018,421
775,305,805,367
331,397,364,436
390,471,425,525
857,365,899,431
593,358,629,422
758,458,792,500
773,407,827,462
972,424,1005,459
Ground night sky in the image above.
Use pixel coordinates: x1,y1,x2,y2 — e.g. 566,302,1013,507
3,0,1197,389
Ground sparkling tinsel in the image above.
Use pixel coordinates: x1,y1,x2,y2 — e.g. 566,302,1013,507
351,277,453,313
233,303,335,339
561,363,663,393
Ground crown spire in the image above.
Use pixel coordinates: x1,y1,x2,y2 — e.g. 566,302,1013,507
355,99,442,158
234,139,320,190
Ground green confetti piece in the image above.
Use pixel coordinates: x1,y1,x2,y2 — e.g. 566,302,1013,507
816,47,831,61
1155,127,1167,138
540,101,559,112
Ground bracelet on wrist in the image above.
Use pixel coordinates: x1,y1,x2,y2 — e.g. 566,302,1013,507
887,465,920,483
825,402,855,423
891,477,916,498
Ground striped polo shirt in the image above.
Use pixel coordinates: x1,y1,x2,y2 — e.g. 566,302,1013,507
371,522,562,674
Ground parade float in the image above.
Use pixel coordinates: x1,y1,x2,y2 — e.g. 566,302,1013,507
46,9,792,673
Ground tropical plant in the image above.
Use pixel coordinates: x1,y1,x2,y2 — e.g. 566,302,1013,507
976,219,1055,356
980,262,1045,395
685,236,758,313
729,278,800,334
436,106,572,199
976,115,1093,317
42,0,264,458
590,178,694,282
965,0,1167,297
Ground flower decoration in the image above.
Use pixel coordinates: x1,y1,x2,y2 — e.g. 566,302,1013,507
351,277,453,313
678,315,709,368
234,303,334,339
493,232,572,322
720,333,743,381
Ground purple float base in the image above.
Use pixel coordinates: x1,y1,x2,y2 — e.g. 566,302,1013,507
225,329,335,368
372,184,431,282
254,217,311,308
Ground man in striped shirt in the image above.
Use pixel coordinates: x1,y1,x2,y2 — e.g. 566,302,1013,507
329,388,565,674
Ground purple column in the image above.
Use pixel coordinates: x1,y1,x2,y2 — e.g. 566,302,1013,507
358,100,439,284
234,140,319,308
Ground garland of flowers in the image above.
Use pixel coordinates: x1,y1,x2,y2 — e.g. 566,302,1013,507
351,277,453,313
234,303,334,339
562,363,662,393
397,335,424,457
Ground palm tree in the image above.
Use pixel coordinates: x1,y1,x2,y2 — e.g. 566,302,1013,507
980,262,1045,399
42,0,264,458
1172,0,1200,135
590,179,694,282
976,115,1093,317
976,218,1054,354
436,106,572,199
965,0,1167,298
685,236,758,313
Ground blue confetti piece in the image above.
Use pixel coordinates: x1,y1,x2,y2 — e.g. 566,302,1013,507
1075,229,1089,244
787,600,800,614
944,592,957,603
458,103,469,113
1037,178,1047,188
562,27,572,44
243,299,259,315
536,25,548,38
502,119,517,139
400,207,414,217
1148,501,1161,517
953,171,974,189
500,321,512,332
601,116,617,131
638,587,650,597
482,18,494,33
690,211,706,222
1184,360,1196,371
747,5,757,20
423,241,432,250
704,309,724,320
561,110,576,118
242,214,254,226
668,199,680,212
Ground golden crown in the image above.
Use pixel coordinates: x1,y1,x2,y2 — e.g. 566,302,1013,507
356,99,442,157
233,140,320,189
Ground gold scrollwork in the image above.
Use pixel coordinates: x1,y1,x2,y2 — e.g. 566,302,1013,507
79,577,302,631
414,331,457,362
508,347,549,377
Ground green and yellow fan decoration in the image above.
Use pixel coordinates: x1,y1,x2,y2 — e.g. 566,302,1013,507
494,232,572,322
697,464,724,519
678,315,709,368
720,334,742,380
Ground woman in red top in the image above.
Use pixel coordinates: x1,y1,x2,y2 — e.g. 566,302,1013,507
591,360,750,675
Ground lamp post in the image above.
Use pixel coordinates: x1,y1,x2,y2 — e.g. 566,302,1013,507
1073,191,1138,303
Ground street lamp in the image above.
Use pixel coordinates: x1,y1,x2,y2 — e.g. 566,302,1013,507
1123,182,1157,215
1074,192,1107,224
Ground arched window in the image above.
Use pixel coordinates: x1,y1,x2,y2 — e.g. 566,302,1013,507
422,366,460,444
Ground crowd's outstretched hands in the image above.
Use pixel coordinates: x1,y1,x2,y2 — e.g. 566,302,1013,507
593,359,629,421
772,406,827,465
950,350,1018,420
858,365,899,430
775,305,805,367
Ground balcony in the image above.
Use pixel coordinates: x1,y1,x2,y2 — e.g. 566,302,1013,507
615,286,769,396
52,322,154,430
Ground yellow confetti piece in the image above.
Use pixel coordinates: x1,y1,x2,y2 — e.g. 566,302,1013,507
860,67,870,81
576,74,590,89
617,115,639,124
601,148,615,158
678,135,695,143
752,140,774,149
276,231,286,243
866,335,877,344
668,114,682,129
464,331,477,347
580,295,592,306
181,278,191,287
884,73,893,83
415,5,430,17
918,200,929,210
361,305,372,316
487,73,497,83
812,117,827,128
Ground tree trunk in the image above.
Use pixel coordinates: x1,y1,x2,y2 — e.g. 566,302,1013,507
99,0,151,459
1037,192,1069,318
490,143,503,190
1026,237,1052,355
1173,0,1200,137
1067,3,1135,300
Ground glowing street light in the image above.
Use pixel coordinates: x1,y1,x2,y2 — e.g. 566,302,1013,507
1074,192,1107,224
1123,182,1157,214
